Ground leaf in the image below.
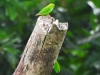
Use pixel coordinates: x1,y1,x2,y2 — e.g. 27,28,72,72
54,60,60,73
67,31,74,37
6,53,18,68
4,46,19,55
5,3,17,20
84,52,100,67
0,29,8,40
91,0,100,7
0,1,5,7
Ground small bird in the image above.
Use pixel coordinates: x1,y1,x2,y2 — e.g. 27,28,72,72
35,3,55,16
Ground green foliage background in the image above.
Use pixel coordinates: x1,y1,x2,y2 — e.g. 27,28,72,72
0,0,100,75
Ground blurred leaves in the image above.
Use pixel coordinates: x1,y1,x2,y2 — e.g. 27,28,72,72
0,0,100,75
91,0,100,7
5,3,17,20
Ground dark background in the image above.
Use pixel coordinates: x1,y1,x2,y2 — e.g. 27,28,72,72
0,0,100,75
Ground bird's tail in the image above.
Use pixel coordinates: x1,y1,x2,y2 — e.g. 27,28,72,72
35,14,40,16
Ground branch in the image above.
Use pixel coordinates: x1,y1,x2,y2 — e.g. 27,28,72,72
77,32,100,44
13,16,68,75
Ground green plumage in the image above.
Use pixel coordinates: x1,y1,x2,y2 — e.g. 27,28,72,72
36,3,55,16
54,60,60,73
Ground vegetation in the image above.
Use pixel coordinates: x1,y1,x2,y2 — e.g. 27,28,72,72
0,0,100,75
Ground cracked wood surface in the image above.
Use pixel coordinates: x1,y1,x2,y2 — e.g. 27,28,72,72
13,16,68,75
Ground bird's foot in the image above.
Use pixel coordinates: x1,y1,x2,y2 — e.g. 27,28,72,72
48,14,51,18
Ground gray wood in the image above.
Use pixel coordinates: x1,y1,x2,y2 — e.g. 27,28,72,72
13,16,68,75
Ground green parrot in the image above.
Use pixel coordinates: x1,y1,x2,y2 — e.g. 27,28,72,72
35,3,55,16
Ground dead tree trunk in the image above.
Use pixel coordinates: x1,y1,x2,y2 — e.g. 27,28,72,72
13,16,68,75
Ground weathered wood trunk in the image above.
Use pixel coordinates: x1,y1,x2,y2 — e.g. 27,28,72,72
13,16,68,75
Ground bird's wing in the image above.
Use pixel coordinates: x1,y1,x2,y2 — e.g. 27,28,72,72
38,6,51,15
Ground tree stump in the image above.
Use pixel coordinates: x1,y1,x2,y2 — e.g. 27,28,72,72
13,16,68,75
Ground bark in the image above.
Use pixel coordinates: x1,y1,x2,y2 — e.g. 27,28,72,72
13,16,68,75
